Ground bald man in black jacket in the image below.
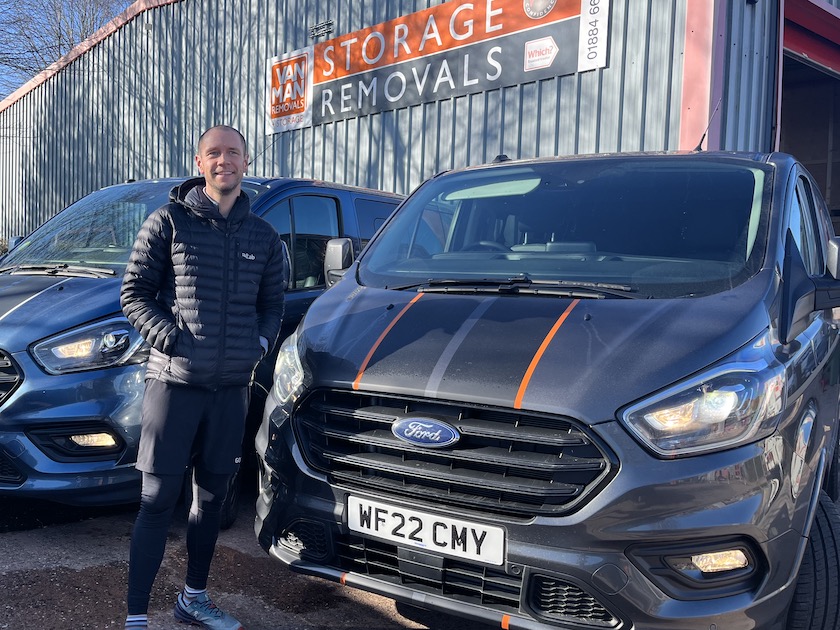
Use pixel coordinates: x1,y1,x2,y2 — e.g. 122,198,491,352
120,125,287,630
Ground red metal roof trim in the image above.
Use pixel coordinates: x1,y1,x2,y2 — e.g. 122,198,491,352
0,0,183,113
786,0,840,45
785,22,840,76
784,0,840,78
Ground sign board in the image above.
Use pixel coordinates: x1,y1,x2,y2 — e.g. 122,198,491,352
266,0,610,134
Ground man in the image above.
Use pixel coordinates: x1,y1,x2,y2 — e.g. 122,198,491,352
120,125,287,630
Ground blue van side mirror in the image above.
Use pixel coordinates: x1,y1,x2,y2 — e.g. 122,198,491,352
825,237,840,280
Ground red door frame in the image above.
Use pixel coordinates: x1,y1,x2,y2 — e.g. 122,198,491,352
775,0,840,148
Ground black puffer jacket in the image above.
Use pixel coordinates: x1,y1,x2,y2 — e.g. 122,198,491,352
120,178,288,387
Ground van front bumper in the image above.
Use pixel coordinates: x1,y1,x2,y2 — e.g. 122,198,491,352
256,410,808,630
0,352,145,506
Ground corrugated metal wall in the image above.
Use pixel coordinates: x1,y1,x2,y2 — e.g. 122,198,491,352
0,0,774,240
712,0,779,151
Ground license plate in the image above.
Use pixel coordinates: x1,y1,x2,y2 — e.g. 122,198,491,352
347,496,505,565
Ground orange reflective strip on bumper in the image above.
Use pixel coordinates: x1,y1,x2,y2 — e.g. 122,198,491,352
501,614,511,629
514,299,580,409
352,292,425,390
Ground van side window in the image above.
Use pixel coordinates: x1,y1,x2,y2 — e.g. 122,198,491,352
291,195,340,288
260,196,340,289
355,198,399,247
790,176,822,276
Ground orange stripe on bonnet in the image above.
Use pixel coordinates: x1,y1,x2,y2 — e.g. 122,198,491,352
352,292,425,390
514,299,579,409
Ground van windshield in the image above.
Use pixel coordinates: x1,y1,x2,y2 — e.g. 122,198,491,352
2,179,266,276
359,156,772,298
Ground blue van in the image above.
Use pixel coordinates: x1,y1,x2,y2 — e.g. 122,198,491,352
0,177,402,518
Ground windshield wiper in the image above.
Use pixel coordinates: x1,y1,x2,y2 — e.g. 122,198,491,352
0,264,116,278
400,274,641,299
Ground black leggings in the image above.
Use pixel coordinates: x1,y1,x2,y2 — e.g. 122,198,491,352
126,469,231,615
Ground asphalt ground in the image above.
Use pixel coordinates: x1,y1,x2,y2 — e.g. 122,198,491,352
0,485,490,630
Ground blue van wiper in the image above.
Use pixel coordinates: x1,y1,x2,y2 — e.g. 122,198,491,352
407,275,640,298
0,264,116,278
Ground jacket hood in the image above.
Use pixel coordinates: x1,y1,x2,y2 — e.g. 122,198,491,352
298,272,775,424
0,274,123,353
170,177,251,228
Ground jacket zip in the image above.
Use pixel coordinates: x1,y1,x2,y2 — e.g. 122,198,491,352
216,223,231,387
233,237,241,294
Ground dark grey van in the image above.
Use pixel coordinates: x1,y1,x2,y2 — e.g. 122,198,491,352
256,152,840,629
0,177,402,516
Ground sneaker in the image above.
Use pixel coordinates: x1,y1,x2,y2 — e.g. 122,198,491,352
173,592,244,630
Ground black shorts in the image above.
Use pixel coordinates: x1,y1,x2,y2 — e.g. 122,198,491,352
136,379,250,475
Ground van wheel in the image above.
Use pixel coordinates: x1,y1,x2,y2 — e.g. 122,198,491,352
786,491,840,629
181,468,241,531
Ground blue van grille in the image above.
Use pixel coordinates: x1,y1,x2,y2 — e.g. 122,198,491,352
0,350,22,408
0,450,25,485
292,390,615,518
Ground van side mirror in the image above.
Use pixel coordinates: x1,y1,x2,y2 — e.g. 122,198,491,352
826,237,840,279
814,236,840,313
324,238,354,288
7,236,23,251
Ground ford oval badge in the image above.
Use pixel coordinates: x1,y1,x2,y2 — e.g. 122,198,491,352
391,417,460,448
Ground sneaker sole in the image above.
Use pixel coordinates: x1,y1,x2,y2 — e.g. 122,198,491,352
174,605,203,626
173,604,244,630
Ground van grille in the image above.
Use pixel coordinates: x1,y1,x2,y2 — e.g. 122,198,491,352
292,390,614,518
0,450,25,485
336,535,622,627
336,534,522,611
529,574,620,627
0,350,22,408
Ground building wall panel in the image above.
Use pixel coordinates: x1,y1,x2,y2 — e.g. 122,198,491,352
0,0,747,239
713,0,779,151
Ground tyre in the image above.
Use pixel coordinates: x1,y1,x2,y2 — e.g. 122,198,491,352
181,467,241,531
786,490,840,629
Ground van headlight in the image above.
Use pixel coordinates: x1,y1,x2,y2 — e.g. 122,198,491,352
272,331,304,407
31,317,149,375
622,331,785,457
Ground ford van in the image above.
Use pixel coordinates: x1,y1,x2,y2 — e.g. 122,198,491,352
256,152,840,629
0,177,402,521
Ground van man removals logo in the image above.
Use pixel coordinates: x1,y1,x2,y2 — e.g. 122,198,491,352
524,0,557,19
266,49,313,133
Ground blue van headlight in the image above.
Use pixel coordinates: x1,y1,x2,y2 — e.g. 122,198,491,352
31,316,148,375
622,331,785,457
271,331,304,407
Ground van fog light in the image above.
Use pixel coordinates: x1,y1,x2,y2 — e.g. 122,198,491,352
629,539,764,598
69,433,118,448
29,425,124,460
671,550,750,575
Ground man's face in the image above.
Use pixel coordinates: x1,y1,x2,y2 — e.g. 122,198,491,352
195,128,249,198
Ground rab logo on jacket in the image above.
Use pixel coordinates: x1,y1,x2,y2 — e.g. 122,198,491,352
242,252,256,260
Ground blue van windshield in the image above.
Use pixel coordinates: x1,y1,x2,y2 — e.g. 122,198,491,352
359,156,772,298
2,179,266,275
